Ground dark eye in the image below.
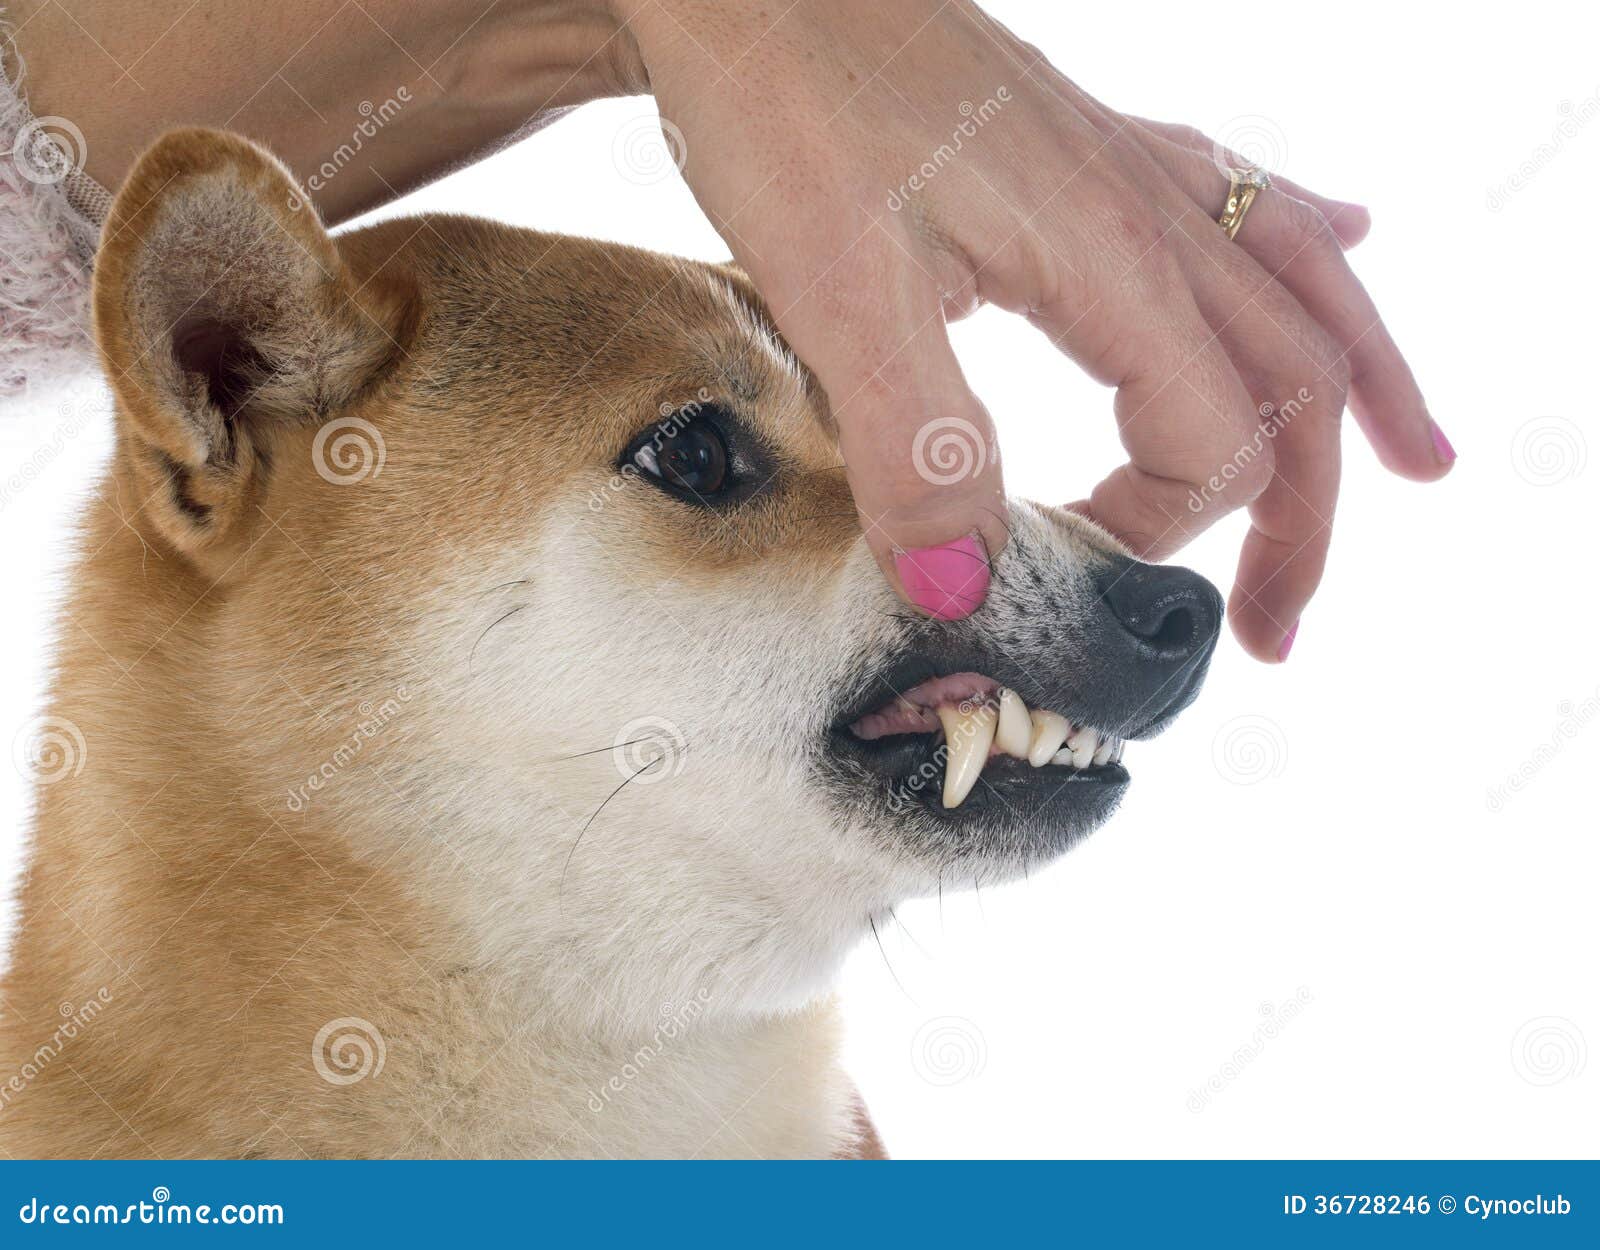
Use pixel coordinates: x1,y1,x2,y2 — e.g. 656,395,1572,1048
625,416,730,499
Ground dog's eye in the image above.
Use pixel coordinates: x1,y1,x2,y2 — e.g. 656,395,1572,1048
625,416,730,499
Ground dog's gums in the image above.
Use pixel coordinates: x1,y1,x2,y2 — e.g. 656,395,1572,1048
847,675,1125,808
0,127,1224,1159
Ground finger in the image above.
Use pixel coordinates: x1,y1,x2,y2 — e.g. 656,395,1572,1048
750,233,1008,620
1128,117,1372,249
1137,131,1454,484
1013,244,1266,559
1029,107,1345,658
1167,237,1346,662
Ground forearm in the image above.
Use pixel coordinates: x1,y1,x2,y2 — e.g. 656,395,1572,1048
5,0,645,223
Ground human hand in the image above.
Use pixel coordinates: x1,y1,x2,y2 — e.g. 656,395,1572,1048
613,0,1455,660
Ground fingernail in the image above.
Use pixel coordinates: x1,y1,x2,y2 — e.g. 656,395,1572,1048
1277,620,1299,662
895,534,990,621
1429,419,1456,466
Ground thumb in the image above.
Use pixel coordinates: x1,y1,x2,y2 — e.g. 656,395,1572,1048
795,286,1007,620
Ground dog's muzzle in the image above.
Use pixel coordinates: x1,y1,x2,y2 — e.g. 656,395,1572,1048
1087,555,1223,731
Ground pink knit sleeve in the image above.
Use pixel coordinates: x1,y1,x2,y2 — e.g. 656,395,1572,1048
1,11,112,397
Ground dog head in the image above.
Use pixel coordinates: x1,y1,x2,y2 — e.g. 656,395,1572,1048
92,130,1220,1027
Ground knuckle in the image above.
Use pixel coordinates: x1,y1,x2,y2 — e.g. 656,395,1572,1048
1227,438,1277,497
1248,290,1351,401
1102,194,1172,266
1117,220,1185,294
1293,322,1350,394
1297,322,1352,394
1320,349,1353,394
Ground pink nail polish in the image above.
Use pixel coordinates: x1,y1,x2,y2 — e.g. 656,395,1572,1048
1430,420,1456,466
1278,621,1299,662
895,535,990,621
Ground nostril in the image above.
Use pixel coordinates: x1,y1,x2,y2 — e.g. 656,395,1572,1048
1092,558,1222,662
1144,602,1197,652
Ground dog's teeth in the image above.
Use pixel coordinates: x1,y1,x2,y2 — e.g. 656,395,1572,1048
1092,736,1116,767
937,703,997,809
1026,710,1071,767
1049,747,1073,766
1068,727,1099,770
994,688,1031,758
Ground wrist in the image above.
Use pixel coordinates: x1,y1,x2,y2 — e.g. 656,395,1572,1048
5,0,648,224
432,1,648,123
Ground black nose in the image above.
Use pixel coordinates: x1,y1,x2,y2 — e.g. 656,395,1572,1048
1093,557,1223,666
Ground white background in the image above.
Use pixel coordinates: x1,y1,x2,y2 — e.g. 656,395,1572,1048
3,1,1595,1158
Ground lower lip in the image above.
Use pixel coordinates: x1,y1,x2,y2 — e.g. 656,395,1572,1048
831,730,1129,809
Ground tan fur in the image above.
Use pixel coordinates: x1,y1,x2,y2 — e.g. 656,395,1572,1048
0,130,1128,1158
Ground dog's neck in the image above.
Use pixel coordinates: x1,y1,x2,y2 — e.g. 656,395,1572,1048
11,755,860,1157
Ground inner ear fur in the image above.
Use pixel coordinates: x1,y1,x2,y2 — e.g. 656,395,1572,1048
93,127,413,553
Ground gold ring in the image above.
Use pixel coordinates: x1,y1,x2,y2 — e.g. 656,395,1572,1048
1217,166,1271,241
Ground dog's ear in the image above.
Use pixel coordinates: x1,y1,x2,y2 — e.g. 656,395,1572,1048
93,128,412,557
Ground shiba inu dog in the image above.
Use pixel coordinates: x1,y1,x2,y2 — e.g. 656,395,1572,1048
0,128,1220,1158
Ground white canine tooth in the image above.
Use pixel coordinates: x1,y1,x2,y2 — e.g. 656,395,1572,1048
937,703,997,809
1049,747,1074,766
994,688,1031,758
1092,736,1115,767
1068,727,1099,770
1026,710,1071,767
